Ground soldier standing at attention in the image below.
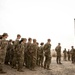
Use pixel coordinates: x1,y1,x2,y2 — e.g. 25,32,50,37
0,33,8,74
36,42,39,66
5,39,13,65
71,46,75,63
63,48,67,61
30,39,37,71
55,43,62,64
44,39,51,70
37,42,44,67
12,34,21,69
26,38,32,69
24,38,27,66
17,38,26,72
67,49,70,61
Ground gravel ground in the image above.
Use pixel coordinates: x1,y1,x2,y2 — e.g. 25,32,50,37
1,57,75,75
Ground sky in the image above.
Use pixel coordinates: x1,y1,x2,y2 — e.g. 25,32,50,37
0,0,75,50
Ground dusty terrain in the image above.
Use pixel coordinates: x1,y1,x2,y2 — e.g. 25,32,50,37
2,57,75,75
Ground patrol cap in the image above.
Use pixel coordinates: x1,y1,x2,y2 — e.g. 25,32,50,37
47,39,51,42
2,33,8,37
21,38,26,41
33,39,36,42
28,38,32,41
17,34,21,37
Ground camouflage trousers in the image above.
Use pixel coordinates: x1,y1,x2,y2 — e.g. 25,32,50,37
56,56,61,64
31,56,37,69
37,55,44,67
17,55,24,70
25,52,32,69
0,50,6,71
44,55,51,69
63,55,67,61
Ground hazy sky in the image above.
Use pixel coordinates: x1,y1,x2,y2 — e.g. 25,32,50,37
0,0,75,50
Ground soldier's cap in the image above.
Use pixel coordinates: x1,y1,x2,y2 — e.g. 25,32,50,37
33,39,36,42
28,38,32,41
17,34,21,37
21,38,26,41
40,42,44,45
47,39,51,41
2,33,8,37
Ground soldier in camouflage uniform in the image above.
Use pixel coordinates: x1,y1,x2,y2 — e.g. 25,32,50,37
37,42,44,67
44,39,51,70
17,38,26,72
23,38,27,66
12,34,21,69
30,39,37,71
25,38,32,69
55,43,62,64
67,49,70,61
70,46,75,63
0,33,8,74
36,42,40,66
5,39,13,65
63,48,67,61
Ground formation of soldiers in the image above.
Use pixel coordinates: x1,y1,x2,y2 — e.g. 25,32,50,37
0,33,75,74
63,46,75,63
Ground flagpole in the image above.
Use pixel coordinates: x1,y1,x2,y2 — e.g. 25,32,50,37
74,18,75,47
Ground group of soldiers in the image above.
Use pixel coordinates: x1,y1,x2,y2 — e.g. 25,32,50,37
0,33,52,74
63,46,75,63
0,33,75,74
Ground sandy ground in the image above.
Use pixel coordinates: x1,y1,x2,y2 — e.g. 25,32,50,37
1,57,75,75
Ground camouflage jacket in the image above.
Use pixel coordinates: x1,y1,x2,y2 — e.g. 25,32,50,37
44,43,51,57
55,45,61,56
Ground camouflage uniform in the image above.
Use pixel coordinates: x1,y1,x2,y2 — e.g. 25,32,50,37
0,38,8,72
26,42,32,69
37,46,40,66
67,50,70,61
30,43,37,70
24,43,27,66
12,39,19,68
55,44,61,64
71,46,75,63
37,45,44,67
63,49,67,61
5,40,13,65
44,43,51,69
17,42,25,71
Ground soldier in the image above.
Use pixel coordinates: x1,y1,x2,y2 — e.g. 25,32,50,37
36,42,40,66
0,33,8,74
25,38,32,69
17,38,26,72
37,42,44,67
63,48,67,61
70,46,75,63
24,38,27,66
67,49,70,61
12,34,21,69
30,39,37,71
55,43,62,64
5,39,13,65
44,39,51,70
